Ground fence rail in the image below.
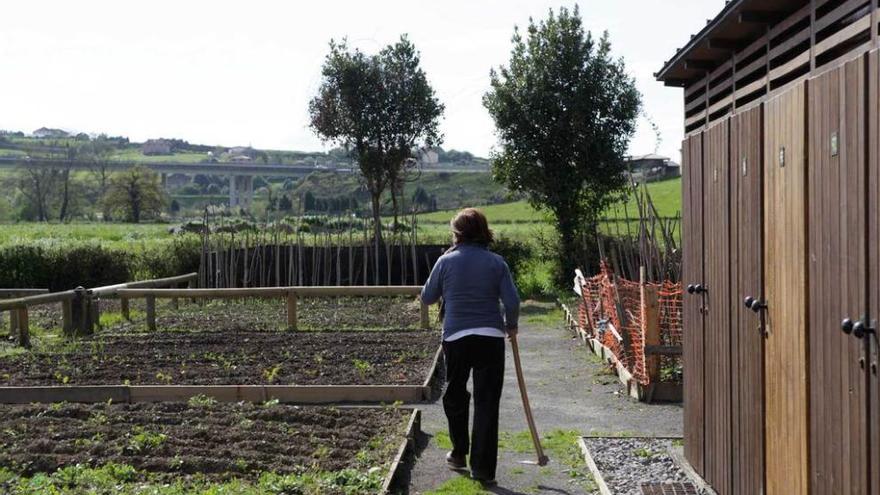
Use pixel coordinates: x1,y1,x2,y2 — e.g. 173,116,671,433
0,273,198,348
116,285,429,332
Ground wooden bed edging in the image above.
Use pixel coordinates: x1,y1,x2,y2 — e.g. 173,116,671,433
0,384,432,404
578,437,613,495
381,408,422,494
558,301,683,403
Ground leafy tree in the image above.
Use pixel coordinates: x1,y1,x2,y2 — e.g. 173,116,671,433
279,194,293,212
102,166,167,223
309,36,443,244
484,6,640,281
170,199,181,215
303,191,316,212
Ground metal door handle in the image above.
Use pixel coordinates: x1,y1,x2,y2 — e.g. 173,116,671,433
841,318,875,339
687,284,707,295
743,296,766,313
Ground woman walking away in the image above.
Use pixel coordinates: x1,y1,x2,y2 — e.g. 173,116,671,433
420,207,520,487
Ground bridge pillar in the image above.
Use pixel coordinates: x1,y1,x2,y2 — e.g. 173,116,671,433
242,176,253,210
229,175,238,209
160,173,168,190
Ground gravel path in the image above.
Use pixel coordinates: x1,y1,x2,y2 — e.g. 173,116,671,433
402,302,683,494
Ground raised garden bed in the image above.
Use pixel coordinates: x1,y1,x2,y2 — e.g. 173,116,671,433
0,401,419,494
579,437,701,495
0,331,437,386
0,330,442,404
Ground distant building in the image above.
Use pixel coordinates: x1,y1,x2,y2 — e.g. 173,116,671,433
32,127,70,139
229,155,252,162
419,149,439,165
626,154,681,182
142,139,173,156
227,146,256,158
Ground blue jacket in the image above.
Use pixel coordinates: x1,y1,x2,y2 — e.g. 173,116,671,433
421,244,520,340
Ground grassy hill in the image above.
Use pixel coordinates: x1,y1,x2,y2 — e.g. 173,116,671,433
294,170,511,213
419,178,681,231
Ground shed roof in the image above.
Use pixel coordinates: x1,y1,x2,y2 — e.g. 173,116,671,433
655,0,808,85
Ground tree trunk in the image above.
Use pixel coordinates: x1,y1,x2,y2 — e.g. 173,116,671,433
370,193,383,285
58,168,71,222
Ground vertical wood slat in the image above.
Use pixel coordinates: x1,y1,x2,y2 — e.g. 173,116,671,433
703,118,733,494
764,80,810,495
120,297,130,321
145,296,156,332
286,292,298,331
731,104,766,495
15,308,29,348
640,266,662,384
420,299,430,331
682,132,706,476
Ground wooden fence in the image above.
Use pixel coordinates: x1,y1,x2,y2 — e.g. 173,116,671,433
0,273,198,348
116,285,430,332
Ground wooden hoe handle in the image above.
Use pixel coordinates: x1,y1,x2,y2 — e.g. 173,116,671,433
510,333,549,466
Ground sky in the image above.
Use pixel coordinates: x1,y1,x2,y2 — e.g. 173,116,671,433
0,1,723,162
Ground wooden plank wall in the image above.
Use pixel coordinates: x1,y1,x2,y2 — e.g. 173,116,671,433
763,80,810,495
807,55,870,495
868,48,880,495
702,120,732,494
682,133,706,475
731,105,766,495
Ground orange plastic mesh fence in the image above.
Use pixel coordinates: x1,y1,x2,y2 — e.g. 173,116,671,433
577,263,683,386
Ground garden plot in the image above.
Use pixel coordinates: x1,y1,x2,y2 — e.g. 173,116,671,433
0,295,442,403
0,401,416,494
0,330,438,386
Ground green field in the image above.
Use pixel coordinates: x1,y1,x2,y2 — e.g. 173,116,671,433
108,148,208,163
414,177,681,240
0,177,681,248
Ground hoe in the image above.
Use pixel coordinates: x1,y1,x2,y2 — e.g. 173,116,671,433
510,333,550,466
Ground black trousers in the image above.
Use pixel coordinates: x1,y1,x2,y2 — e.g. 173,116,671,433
442,335,505,479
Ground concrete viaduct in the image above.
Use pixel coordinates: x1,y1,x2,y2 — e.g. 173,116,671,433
0,157,488,209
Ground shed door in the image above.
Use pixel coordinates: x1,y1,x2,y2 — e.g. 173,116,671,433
867,48,880,495
764,81,810,495
808,56,869,495
703,119,732,494
731,104,765,495
682,133,706,476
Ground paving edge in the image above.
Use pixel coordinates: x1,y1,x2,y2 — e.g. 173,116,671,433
667,445,717,495
382,408,422,494
578,437,613,495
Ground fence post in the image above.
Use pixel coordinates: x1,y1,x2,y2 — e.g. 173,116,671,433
419,298,430,330
62,299,73,333
90,294,101,331
640,267,661,385
120,297,130,320
8,310,18,340
71,287,91,336
146,295,157,332
286,291,298,330
15,308,29,348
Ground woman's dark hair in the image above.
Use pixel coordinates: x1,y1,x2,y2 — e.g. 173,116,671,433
450,208,494,246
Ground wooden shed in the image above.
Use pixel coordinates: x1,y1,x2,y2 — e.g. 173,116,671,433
656,1,880,493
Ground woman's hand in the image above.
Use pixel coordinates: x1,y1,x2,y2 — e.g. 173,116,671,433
506,327,518,340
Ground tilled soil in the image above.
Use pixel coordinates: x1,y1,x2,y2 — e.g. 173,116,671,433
0,402,409,480
0,330,439,386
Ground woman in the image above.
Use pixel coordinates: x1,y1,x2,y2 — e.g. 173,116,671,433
420,207,520,487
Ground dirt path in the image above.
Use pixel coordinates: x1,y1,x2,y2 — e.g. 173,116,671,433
402,302,682,495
